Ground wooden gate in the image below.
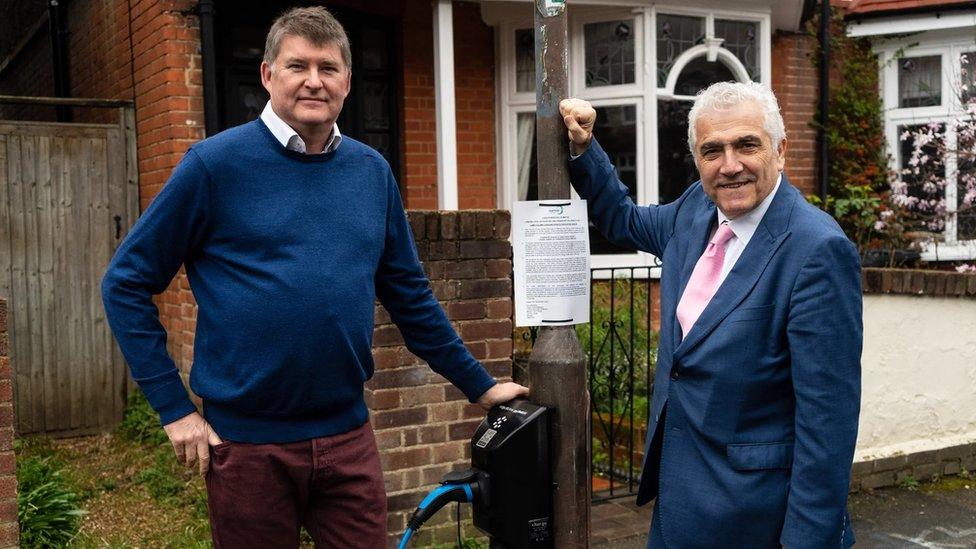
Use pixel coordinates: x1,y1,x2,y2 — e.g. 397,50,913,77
0,97,138,435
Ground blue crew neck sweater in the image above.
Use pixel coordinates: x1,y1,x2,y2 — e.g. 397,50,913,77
101,119,496,443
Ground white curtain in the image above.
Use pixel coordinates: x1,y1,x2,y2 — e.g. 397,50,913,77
516,114,535,201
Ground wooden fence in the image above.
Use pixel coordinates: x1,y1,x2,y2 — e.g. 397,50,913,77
0,96,138,435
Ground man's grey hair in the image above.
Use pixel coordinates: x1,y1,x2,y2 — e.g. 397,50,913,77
263,6,351,71
687,81,786,154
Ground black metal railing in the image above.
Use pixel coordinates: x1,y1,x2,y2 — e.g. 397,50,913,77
585,264,661,501
516,262,662,501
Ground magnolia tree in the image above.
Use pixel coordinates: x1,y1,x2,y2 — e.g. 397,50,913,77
891,52,976,270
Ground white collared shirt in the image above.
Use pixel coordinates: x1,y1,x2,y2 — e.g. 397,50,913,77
260,101,342,154
714,174,782,285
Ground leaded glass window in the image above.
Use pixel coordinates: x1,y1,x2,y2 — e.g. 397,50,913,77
899,56,942,108
899,123,946,233
961,52,976,104
590,105,638,254
657,14,705,87
673,57,737,96
715,19,759,81
516,28,536,93
959,128,976,240
657,100,697,204
584,20,636,87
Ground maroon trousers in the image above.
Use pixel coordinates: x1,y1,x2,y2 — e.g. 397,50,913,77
206,422,387,548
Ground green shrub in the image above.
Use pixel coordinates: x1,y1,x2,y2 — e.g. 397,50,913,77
17,454,85,547
117,390,169,446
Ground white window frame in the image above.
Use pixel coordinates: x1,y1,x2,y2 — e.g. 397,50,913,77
495,3,772,271
876,28,976,261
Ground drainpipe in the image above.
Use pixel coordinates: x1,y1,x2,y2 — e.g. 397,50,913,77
197,0,220,136
818,0,830,207
48,0,72,122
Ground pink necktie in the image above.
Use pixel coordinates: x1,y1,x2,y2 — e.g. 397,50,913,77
676,222,736,338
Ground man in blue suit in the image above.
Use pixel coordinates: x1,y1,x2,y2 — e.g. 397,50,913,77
560,82,861,548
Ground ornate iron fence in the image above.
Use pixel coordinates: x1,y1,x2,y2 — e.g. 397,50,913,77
585,264,661,501
516,263,662,501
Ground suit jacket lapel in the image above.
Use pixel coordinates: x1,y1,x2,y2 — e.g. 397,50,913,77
673,178,799,360
672,198,717,350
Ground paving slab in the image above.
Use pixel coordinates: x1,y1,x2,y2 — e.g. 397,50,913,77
589,476,976,548
850,477,976,548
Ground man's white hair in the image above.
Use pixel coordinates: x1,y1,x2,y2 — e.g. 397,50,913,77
687,81,786,155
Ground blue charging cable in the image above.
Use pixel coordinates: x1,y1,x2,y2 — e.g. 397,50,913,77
398,482,476,549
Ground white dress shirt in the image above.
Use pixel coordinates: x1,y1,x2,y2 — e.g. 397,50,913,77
260,101,342,154
714,174,782,285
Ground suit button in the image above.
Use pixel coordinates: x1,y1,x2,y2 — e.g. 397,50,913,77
670,370,679,381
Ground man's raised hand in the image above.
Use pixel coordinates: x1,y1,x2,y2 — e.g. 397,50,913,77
559,98,596,155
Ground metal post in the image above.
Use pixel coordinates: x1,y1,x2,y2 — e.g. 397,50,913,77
197,0,220,136
528,1,590,546
48,0,72,122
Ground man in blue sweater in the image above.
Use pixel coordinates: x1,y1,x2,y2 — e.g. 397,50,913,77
101,7,527,547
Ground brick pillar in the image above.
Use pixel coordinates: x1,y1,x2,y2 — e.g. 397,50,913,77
0,299,19,548
771,31,819,197
369,211,514,546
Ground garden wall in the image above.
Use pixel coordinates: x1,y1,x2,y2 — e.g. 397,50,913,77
0,299,19,547
368,210,514,546
852,268,976,490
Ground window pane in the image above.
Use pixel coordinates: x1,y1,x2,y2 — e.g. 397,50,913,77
961,52,976,104
590,105,638,254
360,28,388,70
898,56,942,108
585,20,636,87
361,78,389,131
958,129,976,240
673,56,737,96
516,28,536,93
714,19,759,81
657,100,698,204
516,112,538,201
898,123,946,234
657,14,705,87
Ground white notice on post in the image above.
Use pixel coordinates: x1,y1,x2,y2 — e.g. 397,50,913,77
512,200,590,327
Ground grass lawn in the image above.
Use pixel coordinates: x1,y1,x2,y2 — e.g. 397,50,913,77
18,433,212,548
15,392,481,548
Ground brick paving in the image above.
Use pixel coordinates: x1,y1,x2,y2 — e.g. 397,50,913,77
591,495,652,548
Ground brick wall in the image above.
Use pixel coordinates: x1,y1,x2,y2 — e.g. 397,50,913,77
0,19,56,121
452,2,497,210
770,31,819,198
399,1,497,210
852,443,976,492
0,300,19,548
862,268,976,297
123,0,207,374
370,210,513,546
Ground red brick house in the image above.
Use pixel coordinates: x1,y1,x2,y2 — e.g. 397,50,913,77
6,0,972,544
0,0,825,543
0,0,825,254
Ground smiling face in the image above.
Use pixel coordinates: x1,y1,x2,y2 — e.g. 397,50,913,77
692,100,787,219
260,34,351,144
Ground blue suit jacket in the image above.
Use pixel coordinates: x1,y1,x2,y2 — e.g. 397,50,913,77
570,140,862,548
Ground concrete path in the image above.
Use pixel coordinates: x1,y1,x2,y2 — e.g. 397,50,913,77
851,476,976,548
590,476,976,548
